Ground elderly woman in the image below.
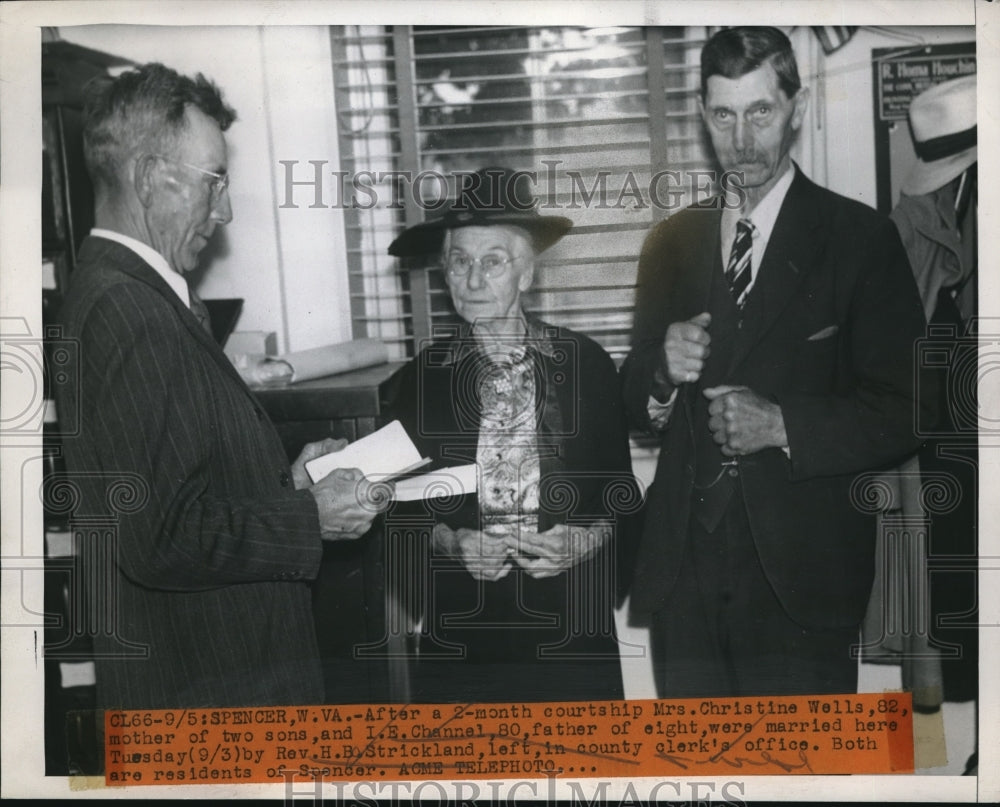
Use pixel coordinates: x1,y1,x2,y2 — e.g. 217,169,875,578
384,167,638,703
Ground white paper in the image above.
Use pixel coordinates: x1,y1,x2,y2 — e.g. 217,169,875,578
304,419,424,483
392,464,478,502
58,662,96,689
269,338,388,383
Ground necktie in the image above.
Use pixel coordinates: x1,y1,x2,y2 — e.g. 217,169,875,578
188,288,214,338
725,218,755,306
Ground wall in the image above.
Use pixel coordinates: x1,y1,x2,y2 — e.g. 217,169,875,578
56,24,979,353
58,24,352,353
820,25,976,208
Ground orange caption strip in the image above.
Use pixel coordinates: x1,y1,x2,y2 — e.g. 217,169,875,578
104,693,913,785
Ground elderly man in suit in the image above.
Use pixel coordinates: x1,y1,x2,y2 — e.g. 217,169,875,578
56,63,386,709
621,27,926,697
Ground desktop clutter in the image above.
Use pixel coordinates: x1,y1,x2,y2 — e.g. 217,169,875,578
225,332,390,387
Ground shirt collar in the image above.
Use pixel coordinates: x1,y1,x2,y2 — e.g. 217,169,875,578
744,162,795,238
722,161,796,241
438,311,558,365
90,228,191,308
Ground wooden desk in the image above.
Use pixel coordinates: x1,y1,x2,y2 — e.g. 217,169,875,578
254,361,409,704
254,361,406,453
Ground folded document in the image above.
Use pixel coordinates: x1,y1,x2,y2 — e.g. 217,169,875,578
304,420,476,501
305,420,424,484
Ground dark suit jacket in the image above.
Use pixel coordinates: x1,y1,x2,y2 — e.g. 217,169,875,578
56,236,325,708
620,168,926,629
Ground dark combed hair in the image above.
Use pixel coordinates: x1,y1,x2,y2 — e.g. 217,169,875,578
700,27,801,100
82,62,237,192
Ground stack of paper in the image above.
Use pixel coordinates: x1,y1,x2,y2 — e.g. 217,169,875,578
393,464,478,502
266,338,389,384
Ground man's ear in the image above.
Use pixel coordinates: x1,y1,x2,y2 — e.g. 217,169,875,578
133,153,158,207
790,85,811,131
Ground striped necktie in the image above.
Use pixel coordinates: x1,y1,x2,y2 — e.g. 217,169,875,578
188,288,214,338
725,218,755,306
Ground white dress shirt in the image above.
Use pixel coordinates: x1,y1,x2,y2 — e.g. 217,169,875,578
90,228,191,309
718,163,796,302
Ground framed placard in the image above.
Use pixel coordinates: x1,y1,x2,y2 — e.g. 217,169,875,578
872,41,975,213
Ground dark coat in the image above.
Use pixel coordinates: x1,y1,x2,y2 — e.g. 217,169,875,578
384,321,638,702
56,236,325,709
620,169,926,630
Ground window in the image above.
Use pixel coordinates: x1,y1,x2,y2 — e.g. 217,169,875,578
332,25,716,362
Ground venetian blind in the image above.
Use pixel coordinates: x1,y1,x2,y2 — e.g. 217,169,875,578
332,25,716,362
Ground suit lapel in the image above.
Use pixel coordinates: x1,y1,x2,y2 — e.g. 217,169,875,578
683,205,723,319
730,170,825,370
676,205,723,416
85,237,255,396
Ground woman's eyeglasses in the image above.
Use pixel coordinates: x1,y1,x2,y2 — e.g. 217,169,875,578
444,252,523,278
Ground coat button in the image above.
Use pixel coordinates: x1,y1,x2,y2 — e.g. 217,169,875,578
279,470,290,487
727,467,739,477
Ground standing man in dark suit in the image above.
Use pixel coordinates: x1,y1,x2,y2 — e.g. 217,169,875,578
621,27,925,697
56,63,386,709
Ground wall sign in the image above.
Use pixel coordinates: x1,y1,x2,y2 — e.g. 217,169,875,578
870,42,976,213
876,48,976,122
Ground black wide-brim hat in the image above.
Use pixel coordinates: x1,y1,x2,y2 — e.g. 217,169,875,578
388,166,572,258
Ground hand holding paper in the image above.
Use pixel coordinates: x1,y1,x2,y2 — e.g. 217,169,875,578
292,437,347,490
303,428,408,539
309,467,389,541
